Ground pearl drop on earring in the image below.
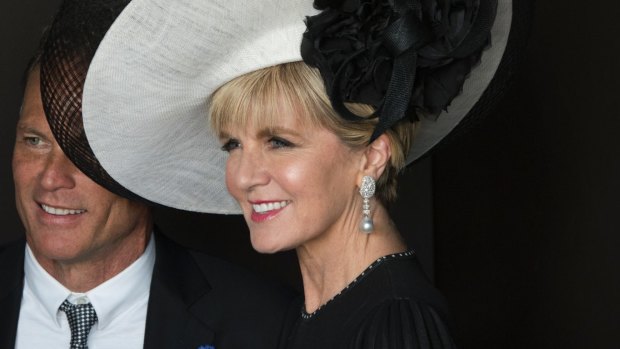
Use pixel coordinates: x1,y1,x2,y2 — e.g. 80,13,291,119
359,176,375,234
361,215,374,233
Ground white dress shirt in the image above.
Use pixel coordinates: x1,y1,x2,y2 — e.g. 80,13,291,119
15,234,156,349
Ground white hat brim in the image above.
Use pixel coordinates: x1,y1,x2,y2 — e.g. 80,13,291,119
83,0,512,214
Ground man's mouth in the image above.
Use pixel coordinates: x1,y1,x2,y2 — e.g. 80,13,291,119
41,204,86,216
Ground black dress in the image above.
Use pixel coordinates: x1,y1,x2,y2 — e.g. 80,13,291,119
279,251,457,348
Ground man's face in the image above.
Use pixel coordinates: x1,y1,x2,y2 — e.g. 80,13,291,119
12,68,151,268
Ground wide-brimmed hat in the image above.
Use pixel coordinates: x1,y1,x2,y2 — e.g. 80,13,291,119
82,0,523,214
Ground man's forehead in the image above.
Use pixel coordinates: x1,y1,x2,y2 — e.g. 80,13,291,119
18,70,45,123
17,108,46,126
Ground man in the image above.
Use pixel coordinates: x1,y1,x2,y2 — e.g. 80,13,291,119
0,1,294,348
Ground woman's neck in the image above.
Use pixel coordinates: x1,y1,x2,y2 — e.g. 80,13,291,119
296,206,406,313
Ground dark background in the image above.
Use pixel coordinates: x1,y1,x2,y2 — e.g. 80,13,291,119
2,1,619,348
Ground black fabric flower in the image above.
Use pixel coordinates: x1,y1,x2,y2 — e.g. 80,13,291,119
301,0,496,141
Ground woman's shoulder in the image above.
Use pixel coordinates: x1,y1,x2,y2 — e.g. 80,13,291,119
278,253,456,349
361,251,450,309
346,254,457,348
349,297,457,349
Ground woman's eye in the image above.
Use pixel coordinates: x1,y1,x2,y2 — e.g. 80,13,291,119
269,137,293,149
221,139,241,152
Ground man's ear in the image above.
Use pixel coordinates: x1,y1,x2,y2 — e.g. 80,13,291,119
358,133,391,181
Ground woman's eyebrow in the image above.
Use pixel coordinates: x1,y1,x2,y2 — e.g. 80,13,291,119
217,130,232,140
256,126,300,138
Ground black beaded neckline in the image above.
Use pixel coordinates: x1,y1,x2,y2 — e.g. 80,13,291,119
301,250,415,320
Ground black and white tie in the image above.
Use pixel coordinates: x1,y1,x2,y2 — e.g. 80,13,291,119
59,299,98,349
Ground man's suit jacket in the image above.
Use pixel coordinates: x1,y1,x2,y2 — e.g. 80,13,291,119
0,232,295,349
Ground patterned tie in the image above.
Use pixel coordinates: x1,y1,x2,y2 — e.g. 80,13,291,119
59,299,98,349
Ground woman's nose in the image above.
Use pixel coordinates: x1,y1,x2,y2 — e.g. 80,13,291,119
229,147,270,192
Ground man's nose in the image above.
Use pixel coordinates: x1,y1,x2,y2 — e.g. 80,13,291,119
39,147,78,191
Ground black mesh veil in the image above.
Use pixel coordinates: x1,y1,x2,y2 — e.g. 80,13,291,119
39,0,145,202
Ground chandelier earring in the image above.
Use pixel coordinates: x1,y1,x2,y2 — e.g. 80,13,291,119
359,175,376,233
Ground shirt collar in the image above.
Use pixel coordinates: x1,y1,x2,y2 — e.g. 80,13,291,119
24,233,156,329
24,245,72,327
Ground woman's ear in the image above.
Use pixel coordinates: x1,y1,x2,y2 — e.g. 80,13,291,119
359,133,391,180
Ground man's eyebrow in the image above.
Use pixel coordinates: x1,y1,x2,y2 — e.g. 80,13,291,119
15,123,44,136
16,122,31,131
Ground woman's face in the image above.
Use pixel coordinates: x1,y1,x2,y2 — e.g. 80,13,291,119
220,113,363,253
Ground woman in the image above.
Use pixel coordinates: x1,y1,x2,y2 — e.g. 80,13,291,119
209,61,454,347
80,0,519,347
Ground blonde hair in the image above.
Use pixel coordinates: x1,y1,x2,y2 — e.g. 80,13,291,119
209,62,416,204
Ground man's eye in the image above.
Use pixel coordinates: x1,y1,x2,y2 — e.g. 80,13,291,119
221,139,241,152
269,137,293,149
24,136,42,146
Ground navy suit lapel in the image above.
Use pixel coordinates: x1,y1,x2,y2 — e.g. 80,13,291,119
144,233,215,349
0,239,25,349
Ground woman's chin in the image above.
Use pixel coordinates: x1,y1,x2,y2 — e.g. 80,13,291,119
250,235,293,254
250,242,286,254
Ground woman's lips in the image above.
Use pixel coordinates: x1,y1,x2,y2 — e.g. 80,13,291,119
250,200,289,222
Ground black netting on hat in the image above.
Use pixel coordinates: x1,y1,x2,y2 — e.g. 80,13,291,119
39,0,147,202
